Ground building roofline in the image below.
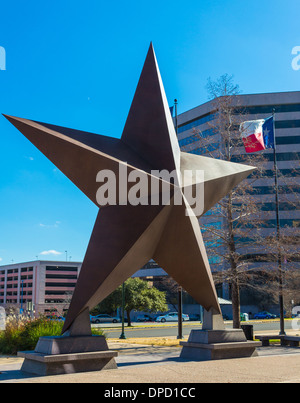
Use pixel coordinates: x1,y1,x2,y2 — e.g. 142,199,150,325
177,90,300,124
0,260,82,269
183,90,300,111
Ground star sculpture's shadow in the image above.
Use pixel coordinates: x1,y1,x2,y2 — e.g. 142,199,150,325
3,44,254,334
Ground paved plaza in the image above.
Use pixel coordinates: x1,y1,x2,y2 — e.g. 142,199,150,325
0,339,299,383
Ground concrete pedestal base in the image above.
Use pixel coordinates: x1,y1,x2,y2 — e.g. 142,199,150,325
180,329,261,361
18,335,118,376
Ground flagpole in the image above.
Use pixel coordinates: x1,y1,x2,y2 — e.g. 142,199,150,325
272,109,285,336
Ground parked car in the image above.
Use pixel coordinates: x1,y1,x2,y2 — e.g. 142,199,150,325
254,311,277,320
156,312,189,323
47,315,65,322
136,314,154,322
90,314,120,324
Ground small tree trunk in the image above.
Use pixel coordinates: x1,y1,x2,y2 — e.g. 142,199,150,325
126,309,132,327
231,276,241,328
227,192,241,329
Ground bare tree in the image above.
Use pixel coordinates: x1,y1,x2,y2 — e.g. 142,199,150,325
181,74,274,328
154,276,181,311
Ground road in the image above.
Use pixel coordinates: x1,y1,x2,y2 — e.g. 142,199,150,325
93,319,295,339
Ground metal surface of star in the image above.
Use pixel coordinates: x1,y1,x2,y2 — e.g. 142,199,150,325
3,43,254,334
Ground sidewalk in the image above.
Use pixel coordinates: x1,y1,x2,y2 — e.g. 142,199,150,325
0,339,299,383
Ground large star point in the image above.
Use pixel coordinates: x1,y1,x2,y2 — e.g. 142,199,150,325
4,44,254,334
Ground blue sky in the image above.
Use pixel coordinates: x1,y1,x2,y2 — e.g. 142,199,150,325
0,0,299,265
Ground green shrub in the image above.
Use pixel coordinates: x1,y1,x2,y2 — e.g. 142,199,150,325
0,315,104,355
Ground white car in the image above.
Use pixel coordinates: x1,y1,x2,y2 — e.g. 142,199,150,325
90,314,120,324
155,312,189,323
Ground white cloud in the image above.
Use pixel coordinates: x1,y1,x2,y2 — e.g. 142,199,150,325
40,250,62,256
0,258,2,262
39,221,61,229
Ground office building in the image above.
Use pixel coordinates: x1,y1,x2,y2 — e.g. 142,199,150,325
0,260,81,316
177,91,300,304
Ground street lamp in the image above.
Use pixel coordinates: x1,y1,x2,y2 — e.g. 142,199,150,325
177,286,184,339
119,282,126,339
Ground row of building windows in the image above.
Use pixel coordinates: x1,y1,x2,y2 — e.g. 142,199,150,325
276,120,300,129
5,283,33,289
45,274,77,280
45,282,76,287
1,266,77,275
45,290,70,295
232,152,300,164
46,266,78,272
236,103,300,115
178,113,216,134
3,299,32,304
4,275,33,281
178,128,216,145
229,135,300,148
272,135,300,145
233,202,300,212
20,267,33,272
247,185,299,195
233,219,299,229
179,134,299,158
242,253,300,263
181,143,219,155
45,299,65,304
3,267,33,274
5,291,32,296
233,235,300,245
208,254,300,265
249,168,300,178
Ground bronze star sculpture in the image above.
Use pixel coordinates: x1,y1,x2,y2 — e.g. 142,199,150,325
4,44,254,335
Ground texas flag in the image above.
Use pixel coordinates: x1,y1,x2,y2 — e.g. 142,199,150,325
240,116,275,153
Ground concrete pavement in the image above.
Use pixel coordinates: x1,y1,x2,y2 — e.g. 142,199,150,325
0,340,299,383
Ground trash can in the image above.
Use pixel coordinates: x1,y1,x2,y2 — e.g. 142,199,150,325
241,324,254,341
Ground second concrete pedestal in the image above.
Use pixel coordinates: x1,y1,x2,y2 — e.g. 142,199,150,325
180,309,261,361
